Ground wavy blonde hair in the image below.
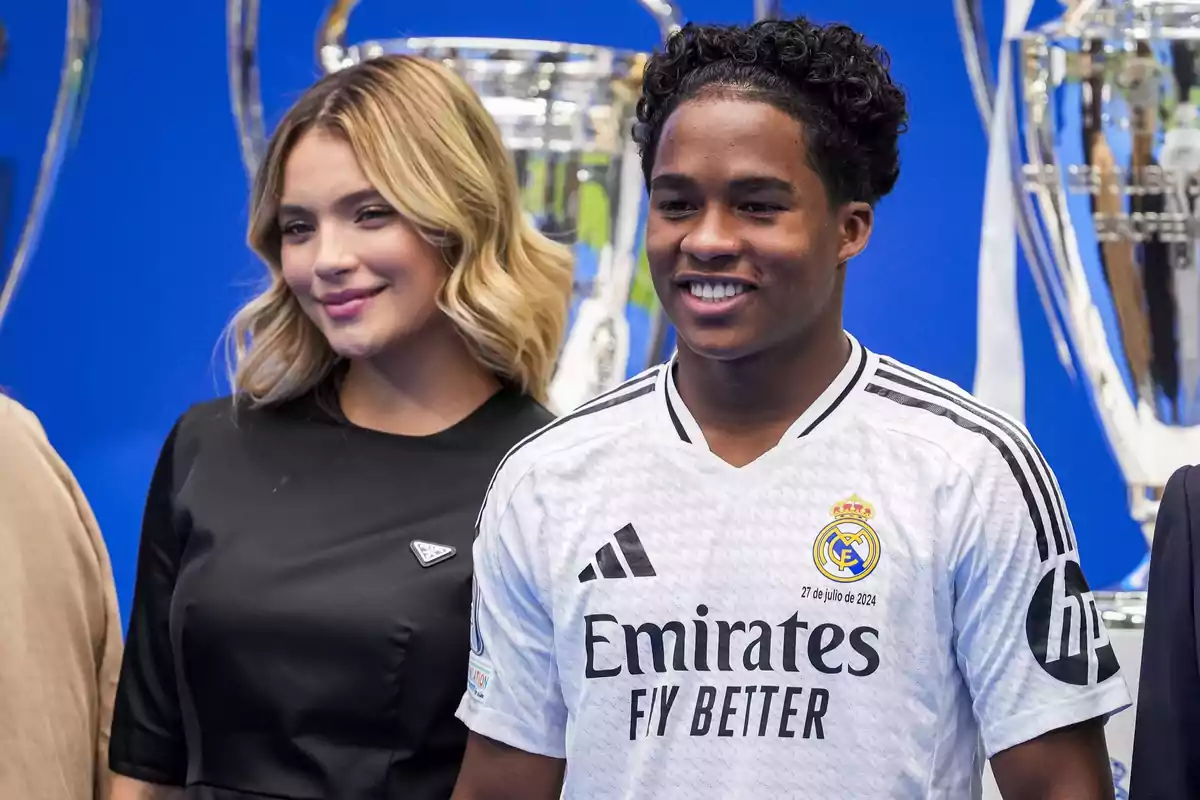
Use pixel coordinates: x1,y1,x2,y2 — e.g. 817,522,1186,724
226,55,573,405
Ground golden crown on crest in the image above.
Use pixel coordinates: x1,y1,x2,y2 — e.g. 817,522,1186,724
830,495,874,522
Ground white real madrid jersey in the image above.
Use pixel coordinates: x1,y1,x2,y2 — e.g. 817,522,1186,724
456,334,1131,799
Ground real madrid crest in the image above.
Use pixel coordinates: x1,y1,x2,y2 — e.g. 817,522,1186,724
812,494,882,583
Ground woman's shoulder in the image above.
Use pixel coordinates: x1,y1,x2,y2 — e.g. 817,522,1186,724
175,393,236,430
488,389,557,440
151,394,332,503
171,393,324,443
162,396,238,462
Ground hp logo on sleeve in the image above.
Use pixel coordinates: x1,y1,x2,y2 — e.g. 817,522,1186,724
1025,560,1120,686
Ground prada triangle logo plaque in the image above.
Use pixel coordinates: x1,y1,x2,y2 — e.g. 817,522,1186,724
410,540,456,568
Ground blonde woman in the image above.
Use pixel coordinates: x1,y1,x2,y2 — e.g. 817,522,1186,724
0,394,122,800
108,54,572,800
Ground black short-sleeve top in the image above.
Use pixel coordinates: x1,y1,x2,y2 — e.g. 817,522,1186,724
109,387,553,799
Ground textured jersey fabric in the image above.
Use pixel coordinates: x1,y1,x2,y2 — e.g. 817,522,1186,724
109,387,552,799
0,395,123,800
457,334,1131,799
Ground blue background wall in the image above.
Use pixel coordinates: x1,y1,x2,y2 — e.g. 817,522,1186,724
1,0,1145,621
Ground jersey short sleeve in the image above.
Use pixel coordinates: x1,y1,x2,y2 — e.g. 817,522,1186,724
456,467,567,758
950,436,1131,757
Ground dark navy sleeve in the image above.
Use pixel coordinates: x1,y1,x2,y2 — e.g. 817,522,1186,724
1130,465,1200,799
108,415,193,785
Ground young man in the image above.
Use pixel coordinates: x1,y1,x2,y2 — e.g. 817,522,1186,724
452,18,1130,799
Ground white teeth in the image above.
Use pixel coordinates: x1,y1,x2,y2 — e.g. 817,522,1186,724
688,282,747,302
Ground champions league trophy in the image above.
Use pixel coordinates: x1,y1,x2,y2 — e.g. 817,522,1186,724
226,0,682,412
0,1,100,332
959,0,1200,793
958,0,1200,590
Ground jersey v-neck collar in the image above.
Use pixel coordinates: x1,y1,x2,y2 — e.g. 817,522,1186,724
656,332,873,452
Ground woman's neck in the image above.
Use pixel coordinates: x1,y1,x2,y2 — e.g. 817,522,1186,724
338,321,501,437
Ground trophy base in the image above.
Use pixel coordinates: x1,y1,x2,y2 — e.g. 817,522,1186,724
1115,551,1152,592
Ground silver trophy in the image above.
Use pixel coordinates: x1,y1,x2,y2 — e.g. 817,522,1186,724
0,1,100,332
963,10,1160,794
959,0,1200,590
226,0,682,412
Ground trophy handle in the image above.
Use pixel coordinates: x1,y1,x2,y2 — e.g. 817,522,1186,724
0,0,101,332
956,0,1098,126
317,0,361,75
632,0,684,40
753,0,782,21
227,0,268,177
316,0,683,74
952,0,1075,378
953,0,994,129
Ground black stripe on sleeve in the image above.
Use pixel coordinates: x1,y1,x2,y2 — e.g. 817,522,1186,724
865,383,1054,562
879,357,1073,553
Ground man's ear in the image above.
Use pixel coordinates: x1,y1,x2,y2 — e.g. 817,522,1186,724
837,201,874,264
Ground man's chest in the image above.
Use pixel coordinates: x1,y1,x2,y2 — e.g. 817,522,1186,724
540,461,962,742
545,458,950,626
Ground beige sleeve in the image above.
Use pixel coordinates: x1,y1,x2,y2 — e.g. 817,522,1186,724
0,395,124,800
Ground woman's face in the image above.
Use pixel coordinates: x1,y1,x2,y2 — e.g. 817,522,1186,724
276,128,451,362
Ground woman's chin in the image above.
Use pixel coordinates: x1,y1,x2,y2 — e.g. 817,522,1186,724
326,333,384,362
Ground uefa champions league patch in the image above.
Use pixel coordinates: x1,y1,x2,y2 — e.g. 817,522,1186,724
467,656,493,702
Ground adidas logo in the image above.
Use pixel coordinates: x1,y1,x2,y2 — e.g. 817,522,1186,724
578,523,656,582
411,540,456,568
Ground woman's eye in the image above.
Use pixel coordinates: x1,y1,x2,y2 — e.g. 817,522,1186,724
356,206,395,224
281,220,312,237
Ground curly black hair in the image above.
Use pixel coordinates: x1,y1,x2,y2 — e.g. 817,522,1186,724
634,18,909,206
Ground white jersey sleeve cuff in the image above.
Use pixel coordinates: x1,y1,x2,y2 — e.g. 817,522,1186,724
982,681,1132,758
455,695,568,760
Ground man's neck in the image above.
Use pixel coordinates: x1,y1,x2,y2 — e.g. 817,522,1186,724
339,321,501,437
674,322,851,466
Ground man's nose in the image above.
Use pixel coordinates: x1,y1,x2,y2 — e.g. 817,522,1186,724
680,208,740,262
